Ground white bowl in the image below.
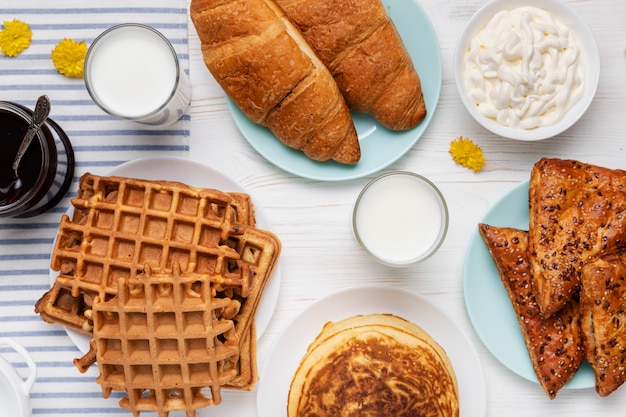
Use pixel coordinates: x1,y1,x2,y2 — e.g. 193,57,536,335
453,0,600,141
0,338,37,417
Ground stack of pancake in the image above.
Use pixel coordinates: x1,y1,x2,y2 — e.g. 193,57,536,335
288,313,459,417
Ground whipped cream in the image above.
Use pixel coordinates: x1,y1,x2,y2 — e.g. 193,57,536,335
463,6,584,129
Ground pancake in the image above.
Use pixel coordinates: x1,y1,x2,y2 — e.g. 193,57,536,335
287,313,459,417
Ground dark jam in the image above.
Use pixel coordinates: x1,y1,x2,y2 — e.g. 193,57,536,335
0,109,43,206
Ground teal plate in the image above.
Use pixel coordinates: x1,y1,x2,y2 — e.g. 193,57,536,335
227,0,442,181
463,180,594,389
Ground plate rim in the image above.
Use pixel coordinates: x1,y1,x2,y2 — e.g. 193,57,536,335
228,0,443,181
462,179,594,389
48,156,282,354
256,284,487,417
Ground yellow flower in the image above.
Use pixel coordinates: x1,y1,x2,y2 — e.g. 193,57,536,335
0,19,32,57
449,136,485,172
51,38,87,78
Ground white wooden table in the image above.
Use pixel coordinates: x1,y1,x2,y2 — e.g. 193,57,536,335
186,0,626,415
0,1,623,416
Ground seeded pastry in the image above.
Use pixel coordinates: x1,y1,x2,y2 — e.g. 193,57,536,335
479,223,584,399
528,158,626,316
580,247,626,397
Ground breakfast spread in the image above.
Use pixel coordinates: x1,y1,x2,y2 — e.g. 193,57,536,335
35,173,281,416
274,0,426,130
288,313,459,417
480,158,626,398
189,0,360,164
3,0,616,416
478,224,584,399
463,6,584,129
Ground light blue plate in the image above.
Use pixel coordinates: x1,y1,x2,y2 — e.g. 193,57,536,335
463,180,594,390
227,0,442,181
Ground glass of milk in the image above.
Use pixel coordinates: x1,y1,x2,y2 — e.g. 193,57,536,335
352,171,448,267
84,24,191,128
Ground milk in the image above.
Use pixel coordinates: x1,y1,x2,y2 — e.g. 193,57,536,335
353,173,447,266
84,24,191,127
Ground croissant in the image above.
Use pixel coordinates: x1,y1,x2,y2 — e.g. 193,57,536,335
274,0,427,130
190,0,360,164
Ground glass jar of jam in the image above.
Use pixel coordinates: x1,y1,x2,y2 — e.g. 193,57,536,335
0,101,74,218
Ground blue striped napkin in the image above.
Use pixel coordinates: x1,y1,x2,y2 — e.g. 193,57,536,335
0,2,189,416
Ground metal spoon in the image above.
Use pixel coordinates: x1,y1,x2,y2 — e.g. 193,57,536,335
0,95,51,205
13,95,51,174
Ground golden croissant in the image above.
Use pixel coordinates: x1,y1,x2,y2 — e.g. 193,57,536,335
275,0,427,130
190,0,360,164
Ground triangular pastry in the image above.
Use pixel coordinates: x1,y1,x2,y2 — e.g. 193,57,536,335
528,158,626,316
580,247,626,397
479,223,584,398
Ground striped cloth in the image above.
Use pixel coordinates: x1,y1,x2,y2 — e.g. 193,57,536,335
0,2,189,416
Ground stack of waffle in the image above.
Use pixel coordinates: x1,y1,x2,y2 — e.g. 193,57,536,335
35,173,281,416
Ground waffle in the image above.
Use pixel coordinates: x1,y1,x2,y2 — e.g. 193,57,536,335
223,321,257,390
36,173,280,344
90,264,241,416
73,268,259,389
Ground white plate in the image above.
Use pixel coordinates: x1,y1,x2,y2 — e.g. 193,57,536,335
463,180,593,388
228,0,443,181
257,285,486,417
49,156,282,354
